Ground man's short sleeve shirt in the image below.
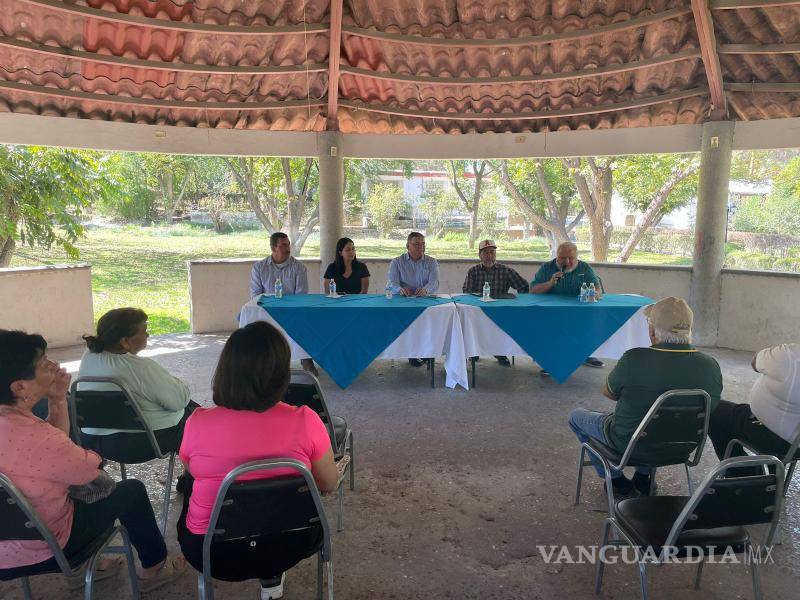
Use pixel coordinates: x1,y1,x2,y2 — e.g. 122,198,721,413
532,259,600,297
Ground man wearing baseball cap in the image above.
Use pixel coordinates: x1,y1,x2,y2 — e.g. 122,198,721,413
568,297,722,497
462,240,530,366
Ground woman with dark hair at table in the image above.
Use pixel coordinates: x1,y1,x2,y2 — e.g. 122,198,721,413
323,237,370,294
177,321,338,599
77,308,196,464
0,329,186,592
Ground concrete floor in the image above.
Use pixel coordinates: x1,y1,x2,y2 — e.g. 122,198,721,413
2,336,798,600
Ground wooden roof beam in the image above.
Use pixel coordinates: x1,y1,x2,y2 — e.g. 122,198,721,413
691,0,728,120
726,82,800,91
711,1,800,9
718,43,800,54
326,0,344,130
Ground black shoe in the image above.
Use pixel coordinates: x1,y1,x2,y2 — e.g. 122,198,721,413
495,356,511,367
583,357,604,368
604,475,638,499
540,369,550,377
632,472,654,496
408,358,425,367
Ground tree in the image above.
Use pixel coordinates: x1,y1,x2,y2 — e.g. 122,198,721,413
194,157,238,233
365,183,406,238
224,157,320,252
563,157,615,262
343,159,413,222
419,188,460,239
477,189,504,240
614,154,700,262
733,156,800,236
0,145,108,267
446,160,492,248
495,159,584,257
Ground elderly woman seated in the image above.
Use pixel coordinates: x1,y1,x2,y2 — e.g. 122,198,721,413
0,329,186,591
177,321,338,600
77,308,195,463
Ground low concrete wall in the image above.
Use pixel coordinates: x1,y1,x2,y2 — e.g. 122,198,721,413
0,264,94,348
719,269,799,352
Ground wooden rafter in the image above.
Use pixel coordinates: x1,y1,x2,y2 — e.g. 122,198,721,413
0,79,327,111
339,87,708,121
19,0,329,35
339,50,701,86
342,7,692,48
726,82,800,91
327,0,344,130
0,37,327,75
718,43,800,54
691,0,727,119
711,0,800,9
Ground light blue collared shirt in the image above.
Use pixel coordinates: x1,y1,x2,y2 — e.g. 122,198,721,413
387,253,439,294
249,256,309,298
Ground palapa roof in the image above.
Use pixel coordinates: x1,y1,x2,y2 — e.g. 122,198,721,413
1,0,799,135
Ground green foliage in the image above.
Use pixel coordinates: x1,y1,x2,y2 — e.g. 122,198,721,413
614,154,699,216
440,231,468,242
0,145,109,264
366,183,407,238
344,159,413,219
477,190,503,239
732,156,800,235
502,159,579,215
419,188,460,238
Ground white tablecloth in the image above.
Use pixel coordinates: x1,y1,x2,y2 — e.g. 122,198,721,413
238,297,469,389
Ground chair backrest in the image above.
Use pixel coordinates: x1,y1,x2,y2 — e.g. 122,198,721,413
283,370,337,452
620,389,711,468
0,474,72,574
69,377,166,459
664,455,785,549
202,459,332,577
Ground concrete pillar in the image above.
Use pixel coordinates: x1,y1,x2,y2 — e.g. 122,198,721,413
317,131,344,279
690,121,735,346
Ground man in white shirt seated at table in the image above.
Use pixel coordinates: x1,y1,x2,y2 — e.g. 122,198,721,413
388,232,440,367
709,343,800,474
249,231,317,375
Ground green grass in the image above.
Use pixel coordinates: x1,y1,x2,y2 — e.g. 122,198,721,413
11,223,692,335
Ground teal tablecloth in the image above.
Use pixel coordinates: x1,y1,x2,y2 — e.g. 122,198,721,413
454,293,653,383
257,294,451,388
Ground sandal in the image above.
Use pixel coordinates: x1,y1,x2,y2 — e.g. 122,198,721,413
67,555,124,589
138,555,188,593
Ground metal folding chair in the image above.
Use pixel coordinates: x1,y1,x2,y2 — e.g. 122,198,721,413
0,474,140,600
196,459,333,600
69,377,177,533
574,389,712,513
595,455,785,600
285,370,354,531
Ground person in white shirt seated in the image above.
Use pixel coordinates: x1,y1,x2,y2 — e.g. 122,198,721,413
709,343,800,474
77,308,196,464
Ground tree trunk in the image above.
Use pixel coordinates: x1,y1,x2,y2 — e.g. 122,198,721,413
468,210,478,247
0,236,15,267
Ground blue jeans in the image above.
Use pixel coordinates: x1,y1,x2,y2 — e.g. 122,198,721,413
568,408,649,479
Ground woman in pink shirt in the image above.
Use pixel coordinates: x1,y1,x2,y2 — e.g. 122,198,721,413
0,330,186,592
177,321,338,600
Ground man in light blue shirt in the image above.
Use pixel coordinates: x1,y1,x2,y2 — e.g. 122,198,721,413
249,232,309,298
388,232,440,297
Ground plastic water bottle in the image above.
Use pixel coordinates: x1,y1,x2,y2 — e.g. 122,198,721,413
329,280,337,297
482,281,491,301
385,281,393,300
589,283,597,302
274,278,283,299
580,282,588,303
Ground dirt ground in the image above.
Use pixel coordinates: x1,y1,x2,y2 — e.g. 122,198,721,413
1,336,797,600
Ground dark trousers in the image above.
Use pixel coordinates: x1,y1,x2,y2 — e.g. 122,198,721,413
709,400,794,475
81,402,199,463
176,480,322,582
0,479,167,580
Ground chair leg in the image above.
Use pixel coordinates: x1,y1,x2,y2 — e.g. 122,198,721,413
119,462,127,480
429,358,435,388
694,557,704,590
684,463,694,495
470,357,476,388
197,574,206,600
574,446,586,506
316,552,323,600
637,561,648,600
649,468,658,496
595,520,611,594
119,526,140,600
348,432,355,492
20,577,33,600
336,483,344,532
84,551,99,600
327,560,334,600
750,544,763,600
160,453,177,534
512,355,515,367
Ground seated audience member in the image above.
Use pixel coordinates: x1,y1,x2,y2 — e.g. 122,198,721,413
462,239,529,367
177,321,338,600
567,297,722,497
0,330,186,592
709,343,800,472
388,232,440,367
323,237,370,294
531,241,604,369
78,308,195,464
